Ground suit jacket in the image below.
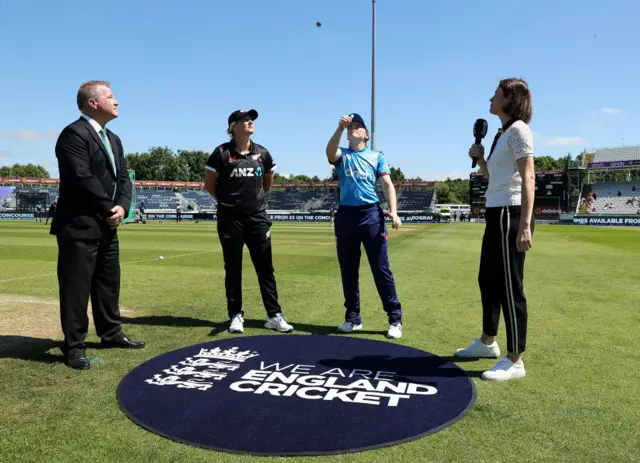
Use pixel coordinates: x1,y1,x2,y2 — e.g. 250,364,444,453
50,117,132,240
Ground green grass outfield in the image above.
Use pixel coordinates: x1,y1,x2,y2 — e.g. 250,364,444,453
0,220,638,462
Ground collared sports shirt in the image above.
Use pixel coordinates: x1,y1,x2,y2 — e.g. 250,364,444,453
206,140,276,215
332,147,390,206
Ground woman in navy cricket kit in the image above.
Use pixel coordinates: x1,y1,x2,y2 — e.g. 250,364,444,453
325,113,403,339
204,109,294,334
457,78,535,382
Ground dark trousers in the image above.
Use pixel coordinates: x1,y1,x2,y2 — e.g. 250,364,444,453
217,210,281,319
479,206,534,354
57,233,123,353
335,205,402,325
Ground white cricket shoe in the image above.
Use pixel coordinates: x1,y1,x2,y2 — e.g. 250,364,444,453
386,323,402,339
228,315,244,334
265,314,294,333
482,357,526,382
455,338,501,358
337,322,363,333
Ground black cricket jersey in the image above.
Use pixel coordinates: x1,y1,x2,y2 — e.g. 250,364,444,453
206,140,276,215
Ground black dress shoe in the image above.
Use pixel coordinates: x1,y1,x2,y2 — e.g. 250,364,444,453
101,332,145,349
64,350,90,370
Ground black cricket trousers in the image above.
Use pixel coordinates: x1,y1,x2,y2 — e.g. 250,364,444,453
217,209,281,319
479,206,534,354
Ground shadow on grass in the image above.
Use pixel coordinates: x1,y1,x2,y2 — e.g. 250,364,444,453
439,355,483,363
0,336,486,379
208,318,386,337
317,354,486,379
122,315,213,328
0,336,100,364
120,315,385,337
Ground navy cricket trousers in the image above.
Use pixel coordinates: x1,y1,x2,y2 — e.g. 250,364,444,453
335,204,402,325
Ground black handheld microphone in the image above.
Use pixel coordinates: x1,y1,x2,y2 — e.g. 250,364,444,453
471,119,488,168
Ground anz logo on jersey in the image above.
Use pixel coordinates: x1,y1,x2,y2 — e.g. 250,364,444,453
230,166,263,177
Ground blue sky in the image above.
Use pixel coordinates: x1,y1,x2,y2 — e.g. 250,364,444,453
1,0,639,180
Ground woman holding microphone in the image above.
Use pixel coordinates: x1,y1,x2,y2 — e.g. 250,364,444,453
456,78,535,382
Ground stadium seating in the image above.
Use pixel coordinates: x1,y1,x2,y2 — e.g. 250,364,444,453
264,188,433,212
0,185,436,213
592,145,640,163
302,190,339,210
580,181,640,215
0,186,15,209
397,190,435,211
181,190,216,210
266,190,331,211
6,187,59,210
135,189,178,210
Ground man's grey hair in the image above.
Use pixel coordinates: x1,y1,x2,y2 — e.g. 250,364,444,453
77,80,110,110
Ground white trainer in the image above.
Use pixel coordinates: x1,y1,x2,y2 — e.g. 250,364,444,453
337,322,363,333
386,324,402,339
265,314,294,333
455,338,501,358
482,357,526,382
228,315,244,334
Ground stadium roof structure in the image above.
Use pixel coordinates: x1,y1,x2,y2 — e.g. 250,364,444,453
591,145,640,163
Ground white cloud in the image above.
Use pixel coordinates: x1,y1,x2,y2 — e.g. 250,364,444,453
545,137,587,147
0,129,59,141
601,108,621,116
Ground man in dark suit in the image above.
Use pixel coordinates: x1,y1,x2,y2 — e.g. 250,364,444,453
51,80,144,370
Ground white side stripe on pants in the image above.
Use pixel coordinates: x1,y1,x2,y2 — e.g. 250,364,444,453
500,207,519,354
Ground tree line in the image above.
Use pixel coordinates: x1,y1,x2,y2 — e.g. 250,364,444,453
0,163,50,178
122,147,427,184
3,148,587,205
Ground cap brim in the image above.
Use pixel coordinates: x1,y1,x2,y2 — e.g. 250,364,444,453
228,109,259,125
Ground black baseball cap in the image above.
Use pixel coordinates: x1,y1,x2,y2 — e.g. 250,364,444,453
350,113,368,133
228,109,258,125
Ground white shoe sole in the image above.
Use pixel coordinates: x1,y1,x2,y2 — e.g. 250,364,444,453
228,327,244,334
481,370,526,382
337,324,363,333
264,323,294,333
455,348,500,358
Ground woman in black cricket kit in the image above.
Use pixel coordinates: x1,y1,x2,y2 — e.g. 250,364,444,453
204,109,294,334
456,78,535,382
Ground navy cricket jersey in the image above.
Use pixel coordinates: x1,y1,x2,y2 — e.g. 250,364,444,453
206,140,276,215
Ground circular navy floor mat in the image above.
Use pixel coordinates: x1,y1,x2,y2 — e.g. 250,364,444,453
117,335,475,456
